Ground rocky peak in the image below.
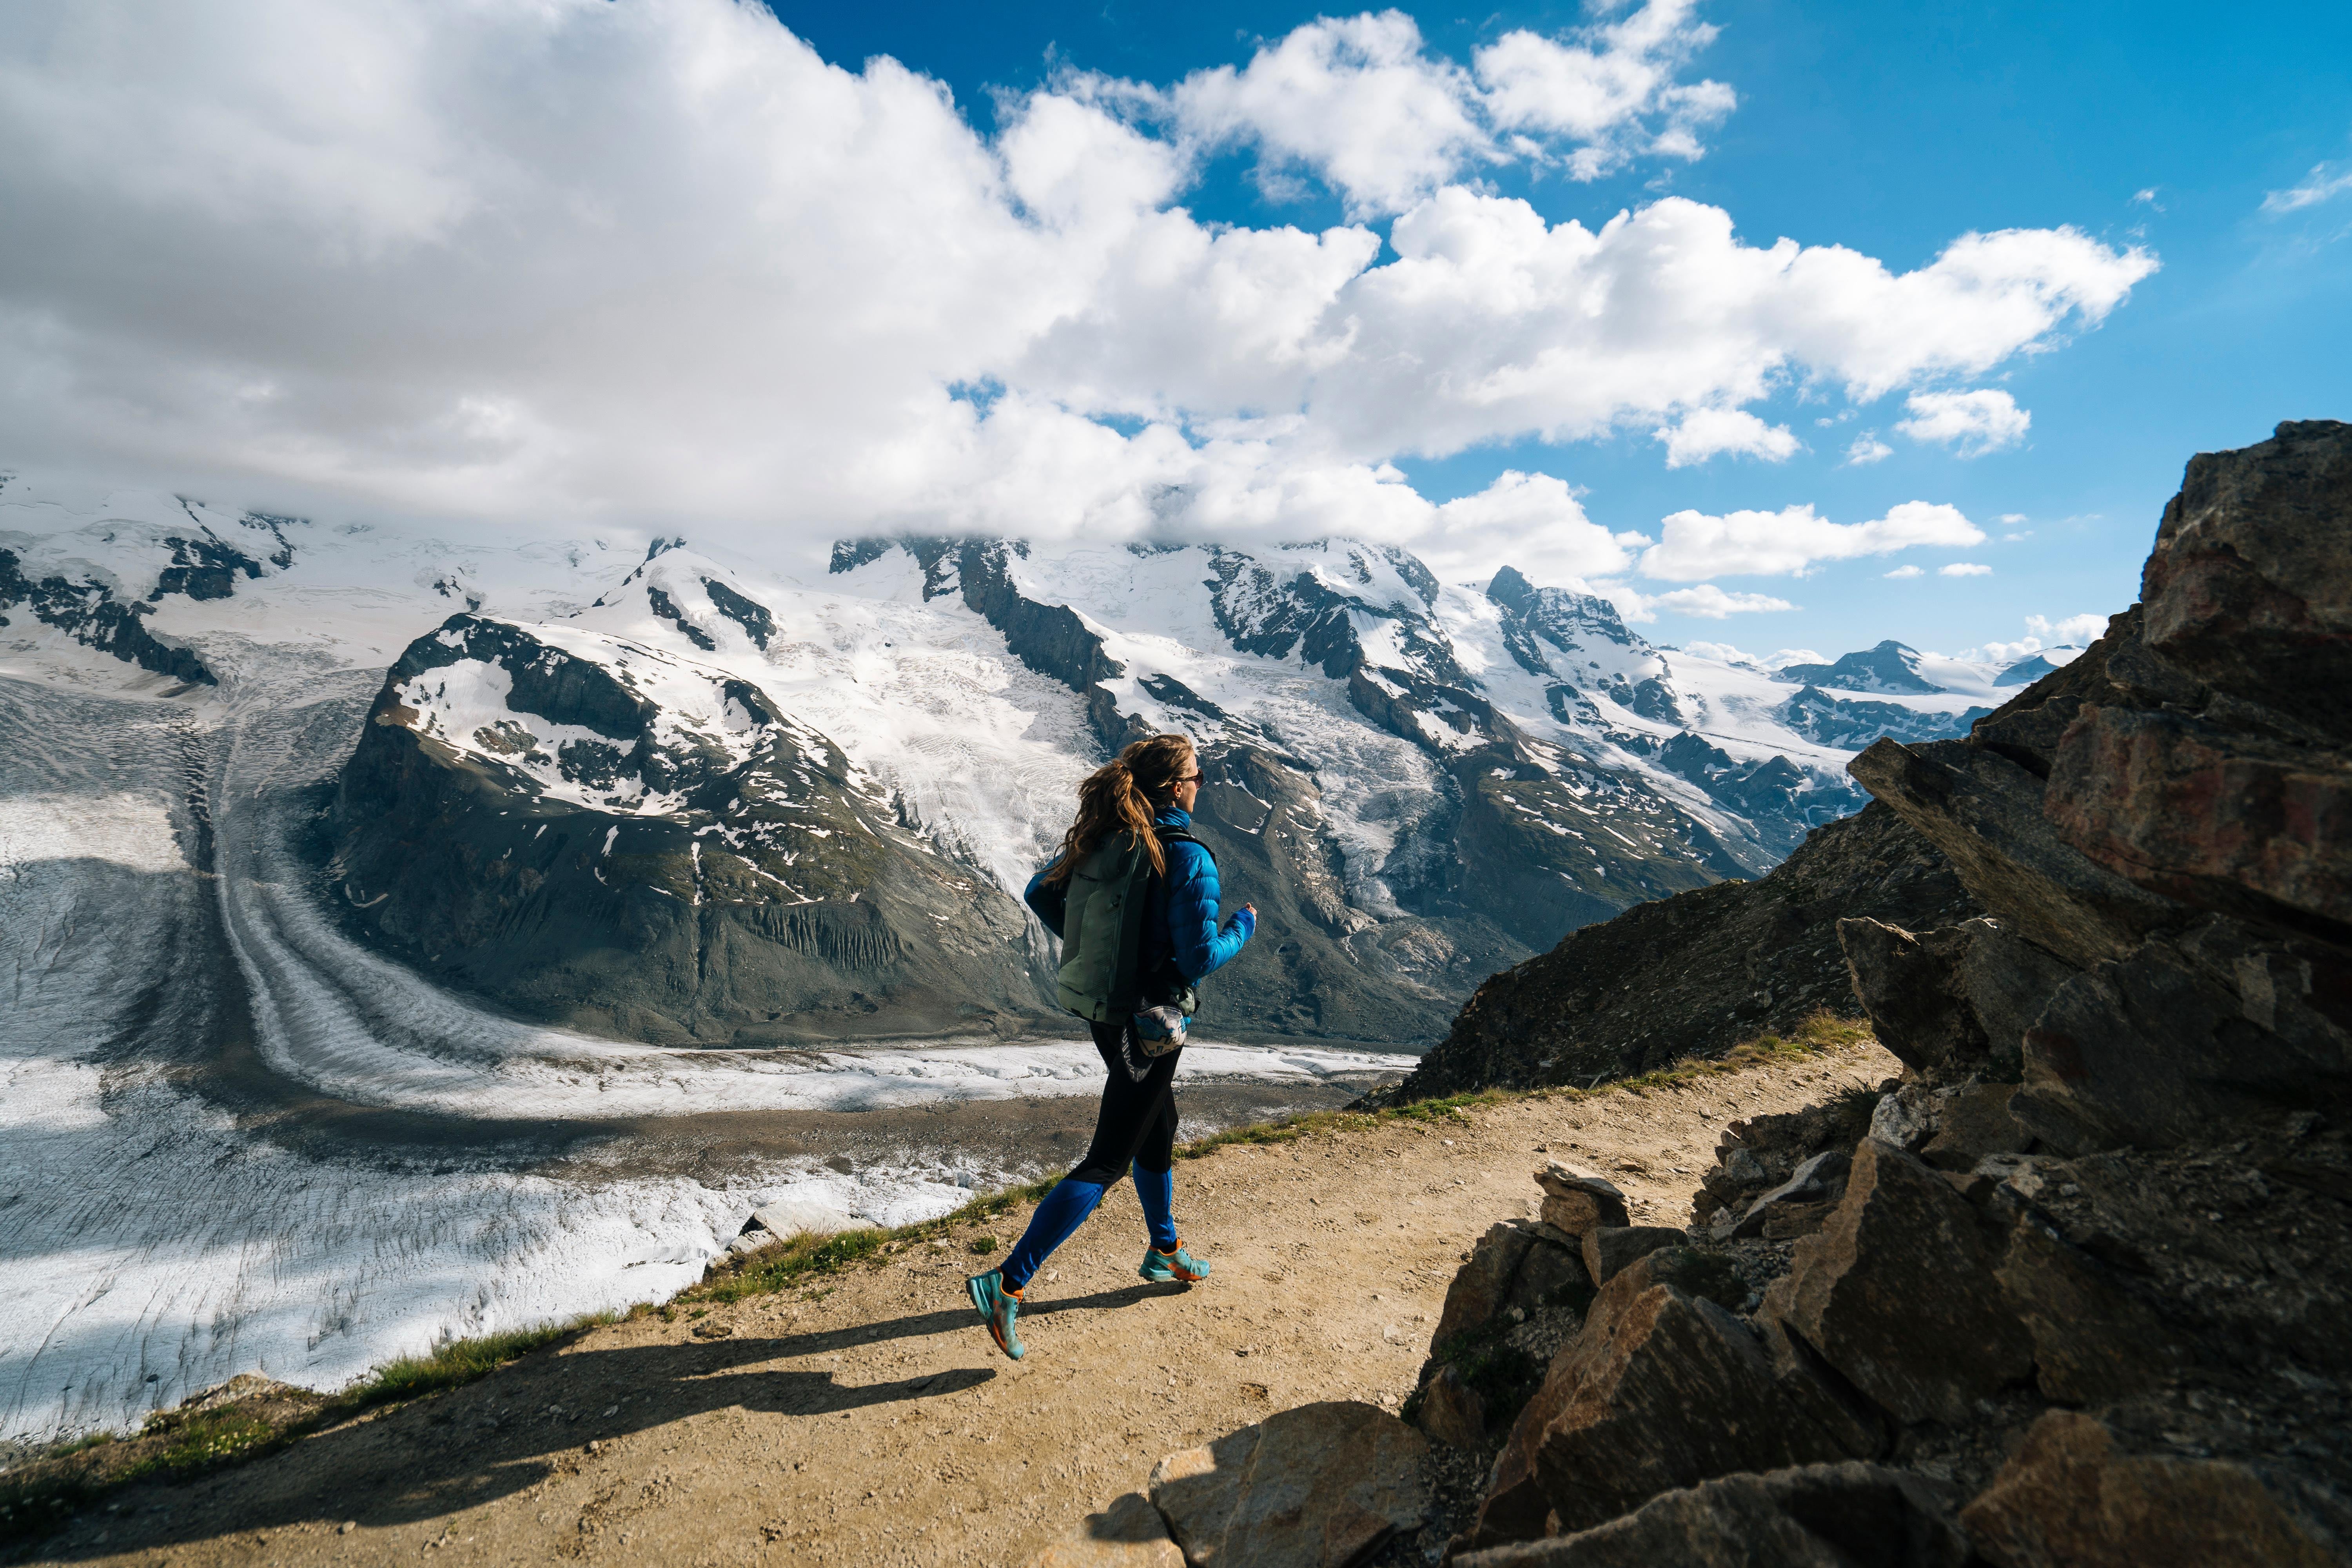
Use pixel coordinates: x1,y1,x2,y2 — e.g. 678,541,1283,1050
1776,639,1943,694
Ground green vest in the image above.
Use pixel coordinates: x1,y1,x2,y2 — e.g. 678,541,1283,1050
1050,830,1204,1023
1054,832,1154,1023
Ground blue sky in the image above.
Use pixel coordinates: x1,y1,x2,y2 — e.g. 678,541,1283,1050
770,0,2352,659
2,0,2345,664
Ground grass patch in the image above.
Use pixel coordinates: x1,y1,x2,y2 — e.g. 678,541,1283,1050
343,1318,611,1410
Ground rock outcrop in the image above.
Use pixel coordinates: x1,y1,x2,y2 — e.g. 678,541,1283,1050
1393,802,1977,1098
328,613,1057,1043
1428,421,2352,1565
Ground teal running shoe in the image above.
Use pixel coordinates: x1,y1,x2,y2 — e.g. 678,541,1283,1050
966,1269,1024,1360
1139,1240,1212,1285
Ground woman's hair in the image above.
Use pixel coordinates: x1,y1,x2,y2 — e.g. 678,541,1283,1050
1042,734,1197,886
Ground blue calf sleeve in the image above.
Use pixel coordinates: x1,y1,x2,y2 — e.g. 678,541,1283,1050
1000,1176,1109,1291
1134,1161,1178,1252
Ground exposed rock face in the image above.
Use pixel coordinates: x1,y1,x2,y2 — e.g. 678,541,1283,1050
1418,421,2352,1566
0,502,298,685
1458,1463,1971,1568
328,614,1055,1043
1960,1411,2339,1568
1397,802,1977,1098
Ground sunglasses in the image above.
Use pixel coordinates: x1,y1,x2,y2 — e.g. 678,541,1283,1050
1172,771,1203,784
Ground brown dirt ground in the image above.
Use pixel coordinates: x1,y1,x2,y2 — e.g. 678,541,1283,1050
32,1042,1896,1568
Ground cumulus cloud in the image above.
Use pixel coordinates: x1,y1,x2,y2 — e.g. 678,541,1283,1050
1884,564,1923,579
2262,163,2352,214
0,0,2155,580
1940,562,1991,576
1472,0,1735,179
1966,611,2109,664
1654,408,1799,467
1425,469,1649,584
2029,612,2107,643
1897,389,2032,456
1148,1,1734,217
1845,433,1893,465
1609,583,1796,622
1639,501,1985,580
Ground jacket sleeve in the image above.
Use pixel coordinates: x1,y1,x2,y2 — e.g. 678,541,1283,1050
1024,867,1067,940
1164,844,1252,982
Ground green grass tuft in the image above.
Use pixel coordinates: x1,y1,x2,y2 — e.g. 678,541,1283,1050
342,1317,611,1410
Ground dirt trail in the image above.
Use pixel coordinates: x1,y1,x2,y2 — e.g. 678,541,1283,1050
40,1043,1896,1568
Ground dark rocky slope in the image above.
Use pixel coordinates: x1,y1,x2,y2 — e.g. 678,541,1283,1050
327,615,1056,1044
1405,419,2352,1565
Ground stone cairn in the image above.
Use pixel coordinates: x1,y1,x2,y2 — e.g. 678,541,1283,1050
1034,421,2352,1567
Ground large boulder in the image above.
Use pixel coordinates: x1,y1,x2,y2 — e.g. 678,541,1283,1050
1535,1164,1631,1238
1456,1463,1970,1568
1836,916,2074,1081
1762,1139,2033,1426
1029,1492,1186,1568
1469,1251,1871,1545
1147,1402,1429,1568
1959,1410,2339,1568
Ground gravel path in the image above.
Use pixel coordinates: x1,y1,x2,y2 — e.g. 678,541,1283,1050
41,1041,1896,1567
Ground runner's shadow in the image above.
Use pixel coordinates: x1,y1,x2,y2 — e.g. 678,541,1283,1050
1025,1281,1189,1316
53,1336,996,1560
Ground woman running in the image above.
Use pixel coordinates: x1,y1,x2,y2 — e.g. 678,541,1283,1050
966,734,1254,1360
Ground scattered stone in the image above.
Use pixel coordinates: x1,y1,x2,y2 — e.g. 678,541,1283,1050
1433,1222,1541,1347
1414,1365,1485,1450
1535,1164,1630,1238
1959,1410,2338,1568
1027,1492,1185,1568
1580,1226,1685,1285
1761,1201,1837,1241
1148,1401,1429,1568
1726,1150,1851,1240
1455,1462,1970,1568
1764,1140,2033,1426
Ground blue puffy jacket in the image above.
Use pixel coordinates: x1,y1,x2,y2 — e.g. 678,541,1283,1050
1024,805,1253,984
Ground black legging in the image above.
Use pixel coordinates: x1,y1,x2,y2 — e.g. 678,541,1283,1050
1069,1019,1181,1183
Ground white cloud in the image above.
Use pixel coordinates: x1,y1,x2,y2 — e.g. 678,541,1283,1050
1162,13,1492,218
1427,469,1647,584
0,0,2157,569
2131,187,2163,212
1966,611,2107,664
1884,564,1923,579
1897,389,2032,456
1639,501,1984,580
1473,0,1735,180
2262,163,2352,214
1654,408,1799,467
1845,433,1893,465
1141,0,1731,218
1610,583,1796,621
2028,612,2106,644
1938,562,1991,576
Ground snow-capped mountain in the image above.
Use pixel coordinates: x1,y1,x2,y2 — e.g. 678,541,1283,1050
0,475,2022,1047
